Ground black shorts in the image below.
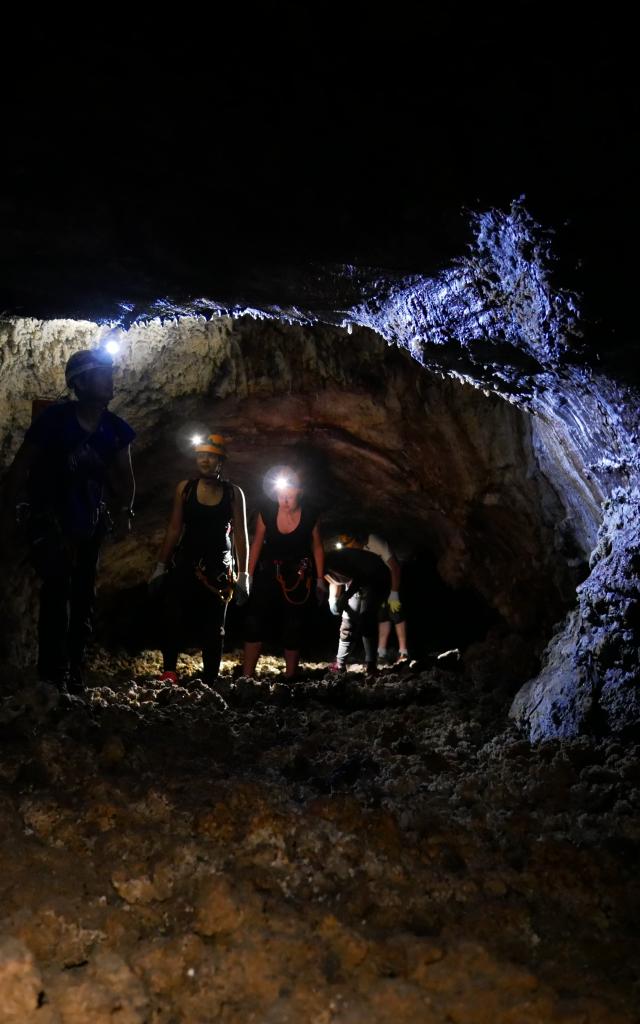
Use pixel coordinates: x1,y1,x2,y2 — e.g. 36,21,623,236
244,567,313,650
377,599,404,626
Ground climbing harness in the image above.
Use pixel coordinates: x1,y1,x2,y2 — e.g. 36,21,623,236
194,560,235,603
274,557,313,605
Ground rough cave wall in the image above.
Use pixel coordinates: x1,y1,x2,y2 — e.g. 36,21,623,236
343,204,640,741
1,203,639,740
1,317,577,667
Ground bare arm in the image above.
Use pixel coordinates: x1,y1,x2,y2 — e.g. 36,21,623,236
247,514,267,576
311,524,325,580
386,554,402,593
157,482,187,564
232,484,249,574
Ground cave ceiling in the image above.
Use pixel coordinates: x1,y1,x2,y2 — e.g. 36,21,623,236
1,14,635,358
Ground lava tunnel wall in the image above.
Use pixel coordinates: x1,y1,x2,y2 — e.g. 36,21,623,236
1,204,639,742
0,315,579,659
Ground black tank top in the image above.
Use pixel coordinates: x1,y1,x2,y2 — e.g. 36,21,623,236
178,479,234,574
259,499,317,566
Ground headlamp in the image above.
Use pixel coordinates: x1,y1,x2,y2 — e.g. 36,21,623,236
100,326,124,356
263,465,301,500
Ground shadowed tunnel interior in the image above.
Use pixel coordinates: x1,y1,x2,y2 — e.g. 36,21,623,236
1,19,639,1019
92,317,584,678
1,219,640,1024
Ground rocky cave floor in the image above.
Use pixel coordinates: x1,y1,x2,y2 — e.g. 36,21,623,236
1,648,639,1024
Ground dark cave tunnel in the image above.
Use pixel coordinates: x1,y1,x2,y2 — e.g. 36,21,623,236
2,201,639,749
1,208,640,1022
3,17,640,1016
2,310,590,698
96,315,579,686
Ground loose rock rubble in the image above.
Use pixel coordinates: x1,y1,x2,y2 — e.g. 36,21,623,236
0,651,638,1021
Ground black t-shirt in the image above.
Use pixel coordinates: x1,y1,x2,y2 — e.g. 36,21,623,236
258,499,318,567
25,401,135,536
324,547,390,593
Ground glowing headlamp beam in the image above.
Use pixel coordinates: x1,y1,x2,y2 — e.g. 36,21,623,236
191,434,204,446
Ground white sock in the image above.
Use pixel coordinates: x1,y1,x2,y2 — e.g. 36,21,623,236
377,647,387,657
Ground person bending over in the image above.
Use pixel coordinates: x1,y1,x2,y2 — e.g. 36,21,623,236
325,529,407,674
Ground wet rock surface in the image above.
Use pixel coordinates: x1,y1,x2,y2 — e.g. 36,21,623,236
1,653,638,1022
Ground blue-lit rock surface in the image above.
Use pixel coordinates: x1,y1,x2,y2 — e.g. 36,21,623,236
1,202,639,744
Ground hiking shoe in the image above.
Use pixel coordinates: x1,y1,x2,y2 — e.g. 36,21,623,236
158,670,179,685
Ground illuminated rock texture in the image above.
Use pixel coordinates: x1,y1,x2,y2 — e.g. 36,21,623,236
1,204,639,739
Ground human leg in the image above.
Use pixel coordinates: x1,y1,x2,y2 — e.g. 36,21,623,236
160,568,190,676
283,648,300,679
201,598,228,682
336,590,362,668
360,587,379,673
282,592,312,680
395,619,409,658
68,536,101,684
37,573,71,682
377,618,392,659
243,642,262,677
243,572,274,677
29,521,72,684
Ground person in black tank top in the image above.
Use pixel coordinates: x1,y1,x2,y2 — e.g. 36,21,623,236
243,466,326,680
149,433,249,684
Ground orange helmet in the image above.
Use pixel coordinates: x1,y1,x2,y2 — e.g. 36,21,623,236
194,433,227,457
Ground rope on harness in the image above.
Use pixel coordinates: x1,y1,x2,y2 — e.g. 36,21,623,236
274,558,313,605
194,561,234,603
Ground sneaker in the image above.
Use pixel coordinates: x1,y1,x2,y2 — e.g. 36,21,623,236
158,670,179,685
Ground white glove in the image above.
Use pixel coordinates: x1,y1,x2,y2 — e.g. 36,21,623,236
235,571,251,606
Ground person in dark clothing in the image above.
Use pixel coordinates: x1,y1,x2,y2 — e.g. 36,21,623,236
242,467,325,680
3,348,135,691
324,531,402,676
148,433,249,684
